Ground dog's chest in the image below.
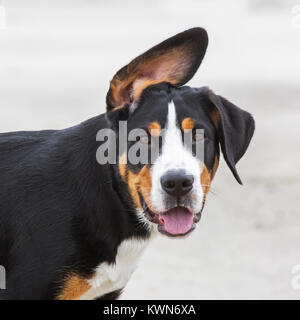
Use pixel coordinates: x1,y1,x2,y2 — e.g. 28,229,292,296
79,238,150,300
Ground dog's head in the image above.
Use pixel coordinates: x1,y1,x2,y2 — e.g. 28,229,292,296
106,28,255,237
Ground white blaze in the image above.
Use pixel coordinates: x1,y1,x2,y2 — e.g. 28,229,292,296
151,101,204,213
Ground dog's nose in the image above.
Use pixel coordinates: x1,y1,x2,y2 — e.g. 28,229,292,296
160,170,194,198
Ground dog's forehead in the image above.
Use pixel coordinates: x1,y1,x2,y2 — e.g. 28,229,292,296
171,87,208,123
128,90,169,129
129,84,207,129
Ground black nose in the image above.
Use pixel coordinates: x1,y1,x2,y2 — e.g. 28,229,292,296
160,170,194,198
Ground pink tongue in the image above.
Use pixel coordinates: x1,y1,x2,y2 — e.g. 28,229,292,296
159,208,194,235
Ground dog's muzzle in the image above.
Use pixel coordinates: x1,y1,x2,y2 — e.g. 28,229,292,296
140,169,203,237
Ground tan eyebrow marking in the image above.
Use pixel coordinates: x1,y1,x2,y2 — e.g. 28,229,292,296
181,117,195,131
148,121,161,136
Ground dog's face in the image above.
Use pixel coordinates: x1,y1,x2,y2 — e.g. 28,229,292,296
106,28,255,237
118,84,219,237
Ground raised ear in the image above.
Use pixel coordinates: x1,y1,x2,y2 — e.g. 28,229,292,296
106,27,208,112
204,88,255,184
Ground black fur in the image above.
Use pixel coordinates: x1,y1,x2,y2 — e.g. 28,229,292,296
0,115,151,299
203,88,255,184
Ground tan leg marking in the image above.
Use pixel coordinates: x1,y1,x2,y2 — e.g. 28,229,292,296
56,273,91,300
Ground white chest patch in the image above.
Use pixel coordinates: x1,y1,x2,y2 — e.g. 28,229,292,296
79,237,150,300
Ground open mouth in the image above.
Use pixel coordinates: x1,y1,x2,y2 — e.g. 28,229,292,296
140,194,202,237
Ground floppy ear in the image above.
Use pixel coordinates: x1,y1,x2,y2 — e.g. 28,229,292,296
106,27,208,112
205,88,255,184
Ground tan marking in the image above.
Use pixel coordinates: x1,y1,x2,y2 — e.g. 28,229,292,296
133,79,160,102
56,273,91,300
181,117,194,131
209,108,220,128
201,155,219,195
148,122,161,136
137,166,153,210
126,165,156,212
201,165,211,195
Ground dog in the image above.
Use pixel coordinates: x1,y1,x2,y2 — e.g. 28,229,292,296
0,28,255,300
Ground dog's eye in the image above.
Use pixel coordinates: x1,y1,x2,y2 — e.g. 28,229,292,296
193,132,205,142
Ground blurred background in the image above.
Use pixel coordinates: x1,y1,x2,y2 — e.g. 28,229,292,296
0,0,300,299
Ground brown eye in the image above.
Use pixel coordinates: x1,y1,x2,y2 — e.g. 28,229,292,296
193,132,205,142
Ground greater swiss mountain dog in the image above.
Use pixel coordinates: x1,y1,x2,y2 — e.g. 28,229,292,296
0,28,255,300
